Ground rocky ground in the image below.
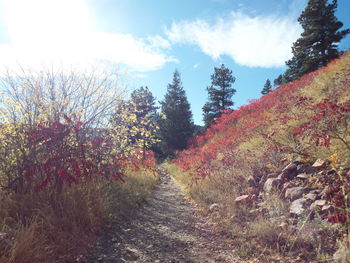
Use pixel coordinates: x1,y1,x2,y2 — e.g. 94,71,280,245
81,168,243,263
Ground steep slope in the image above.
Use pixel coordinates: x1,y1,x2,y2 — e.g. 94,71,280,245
173,52,350,262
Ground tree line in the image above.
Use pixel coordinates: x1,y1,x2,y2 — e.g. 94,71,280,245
126,64,236,160
127,0,349,160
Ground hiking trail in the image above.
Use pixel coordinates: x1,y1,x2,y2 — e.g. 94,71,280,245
82,167,243,263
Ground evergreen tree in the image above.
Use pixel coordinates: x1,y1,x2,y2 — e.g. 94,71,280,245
130,86,158,122
273,74,284,88
284,0,349,82
261,79,272,95
203,64,236,128
159,70,194,157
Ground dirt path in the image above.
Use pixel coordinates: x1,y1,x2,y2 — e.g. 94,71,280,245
82,168,243,263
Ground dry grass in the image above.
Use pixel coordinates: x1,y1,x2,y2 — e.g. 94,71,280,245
0,168,158,263
168,162,345,262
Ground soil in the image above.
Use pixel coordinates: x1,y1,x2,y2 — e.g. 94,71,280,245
81,167,243,263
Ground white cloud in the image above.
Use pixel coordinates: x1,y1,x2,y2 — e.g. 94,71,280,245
193,63,200,69
165,12,302,68
147,35,171,50
0,0,175,72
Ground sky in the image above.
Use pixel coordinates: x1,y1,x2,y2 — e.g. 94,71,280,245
0,0,349,125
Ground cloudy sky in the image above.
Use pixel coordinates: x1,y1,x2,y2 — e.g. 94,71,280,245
0,0,349,124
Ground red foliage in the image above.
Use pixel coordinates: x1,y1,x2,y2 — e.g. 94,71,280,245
327,213,350,224
14,115,157,192
174,69,318,182
292,98,350,148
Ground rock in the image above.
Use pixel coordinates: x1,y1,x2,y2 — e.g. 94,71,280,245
278,222,289,230
327,169,337,175
277,164,298,180
267,173,277,179
258,174,268,186
321,204,335,216
290,198,307,216
285,187,311,201
312,159,326,168
209,203,220,211
296,173,309,179
310,200,327,211
264,178,282,193
257,201,266,207
247,176,257,187
0,232,6,240
282,182,295,195
296,162,312,173
304,192,319,201
309,189,321,194
320,186,332,199
247,187,259,196
234,195,252,206
283,162,298,172
249,208,261,215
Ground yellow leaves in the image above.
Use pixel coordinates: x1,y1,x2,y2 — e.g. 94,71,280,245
328,152,340,168
129,114,137,122
266,163,276,171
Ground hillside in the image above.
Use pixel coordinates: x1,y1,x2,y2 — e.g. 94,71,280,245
171,52,350,262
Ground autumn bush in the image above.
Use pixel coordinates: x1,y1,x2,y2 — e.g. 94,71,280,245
0,68,159,262
172,52,350,261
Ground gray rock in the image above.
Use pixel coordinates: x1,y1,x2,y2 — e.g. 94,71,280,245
296,173,310,179
263,178,282,193
247,187,259,196
258,174,268,186
305,192,319,201
278,222,289,230
209,203,220,211
312,159,326,168
282,182,295,194
283,162,298,172
277,170,297,181
320,186,332,199
290,198,307,216
267,173,277,179
310,199,327,211
234,195,251,206
277,162,300,180
285,187,311,201
321,204,335,216
247,175,257,187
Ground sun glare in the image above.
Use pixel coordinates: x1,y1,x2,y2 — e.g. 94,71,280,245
0,0,94,67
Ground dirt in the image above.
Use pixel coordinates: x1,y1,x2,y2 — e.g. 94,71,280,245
81,167,243,263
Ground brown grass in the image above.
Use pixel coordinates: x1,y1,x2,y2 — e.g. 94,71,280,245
168,162,344,262
0,168,158,263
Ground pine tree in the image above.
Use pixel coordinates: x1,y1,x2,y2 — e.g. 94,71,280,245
203,64,236,128
130,86,158,122
273,74,284,88
159,70,194,157
284,0,349,82
261,79,272,95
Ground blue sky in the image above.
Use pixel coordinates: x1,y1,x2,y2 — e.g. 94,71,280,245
0,0,349,125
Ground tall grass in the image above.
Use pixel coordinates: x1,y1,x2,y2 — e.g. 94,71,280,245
0,168,158,263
